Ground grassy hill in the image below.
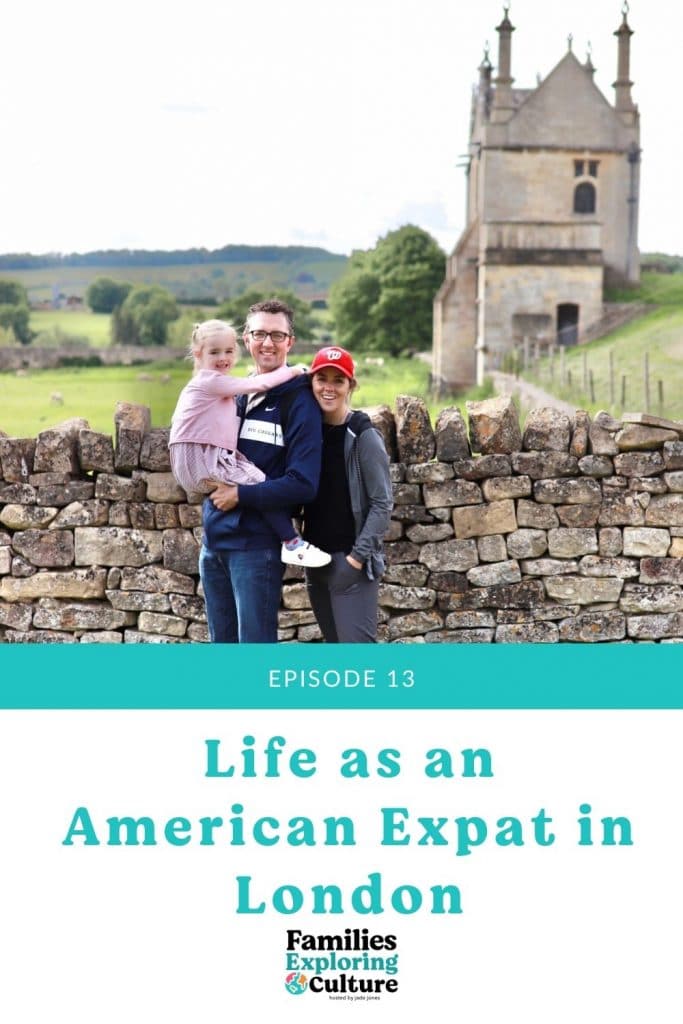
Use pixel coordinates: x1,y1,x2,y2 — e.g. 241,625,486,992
523,274,683,420
1,247,348,306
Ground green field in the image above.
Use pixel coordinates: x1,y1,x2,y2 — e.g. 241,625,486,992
0,351,490,438
6,255,347,306
523,305,683,420
29,310,113,347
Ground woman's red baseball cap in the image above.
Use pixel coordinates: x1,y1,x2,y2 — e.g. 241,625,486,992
310,346,356,380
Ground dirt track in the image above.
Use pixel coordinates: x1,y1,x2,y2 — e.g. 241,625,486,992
490,371,578,416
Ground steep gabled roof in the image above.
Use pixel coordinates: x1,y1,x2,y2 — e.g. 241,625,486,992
502,51,634,149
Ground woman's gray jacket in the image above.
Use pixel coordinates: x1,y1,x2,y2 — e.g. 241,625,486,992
344,412,393,580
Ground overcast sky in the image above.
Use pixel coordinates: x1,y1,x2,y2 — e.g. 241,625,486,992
1,0,679,258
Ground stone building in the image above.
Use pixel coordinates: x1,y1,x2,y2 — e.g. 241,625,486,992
433,6,640,392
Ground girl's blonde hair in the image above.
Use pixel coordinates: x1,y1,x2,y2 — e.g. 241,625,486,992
188,319,238,372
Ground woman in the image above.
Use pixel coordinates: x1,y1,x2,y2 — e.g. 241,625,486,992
303,346,393,643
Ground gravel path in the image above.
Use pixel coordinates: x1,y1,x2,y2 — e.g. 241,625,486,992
490,371,578,417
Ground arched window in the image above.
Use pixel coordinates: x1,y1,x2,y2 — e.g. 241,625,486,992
574,181,596,214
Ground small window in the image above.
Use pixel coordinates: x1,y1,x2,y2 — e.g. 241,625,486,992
574,181,596,214
588,160,599,177
574,160,584,177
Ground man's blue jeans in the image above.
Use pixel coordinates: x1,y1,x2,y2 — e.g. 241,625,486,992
199,544,283,643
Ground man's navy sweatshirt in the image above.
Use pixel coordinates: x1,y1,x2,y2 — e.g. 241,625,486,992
202,374,323,551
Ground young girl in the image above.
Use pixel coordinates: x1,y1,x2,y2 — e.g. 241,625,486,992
169,319,330,568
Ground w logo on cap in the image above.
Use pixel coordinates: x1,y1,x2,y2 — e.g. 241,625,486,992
324,348,343,360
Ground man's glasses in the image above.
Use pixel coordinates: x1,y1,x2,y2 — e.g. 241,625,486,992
248,330,290,344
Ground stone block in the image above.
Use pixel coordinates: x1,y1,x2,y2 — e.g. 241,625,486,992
422,628,492,643
466,395,522,454
622,527,671,557
495,621,559,643
0,483,36,504
11,556,37,578
544,576,624,604
33,420,88,474
0,438,36,482
522,408,571,452
419,538,478,572
1,569,105,604
137,611,187,636
477,535,508,563
626,613,683,640
506,529,548,559
569,411,590,458
577,556,639,579
378,584,436,609
119,566,195,594
467,560,521,587
616,424,679,451
123,630,181,644
547,528,598,558
405,523,453,544
671,538,683,558
394,395,435,464
12,529,74,567
109,502,131,526
444,610,496,629
453,455,511,479
77,430,115,473
187,622,209,642
588,422,619,456
154,504,180,529
427,571,468,593
282,583,311,609
434,407,470,461
114,402,151,471
140,472,186,503
178,504,203,528
578,455,613,477
644,494,683,526
388,504,433,524
36,481,95,507
79,631,124,644
511,451,579,479
0,505,59,530
74,527,163,567
598,528,622,556
556,505,600,528
516,500,559,530
639,558,683,585
384,521,404,542
437,579,545,611
5,629,77,644
0,600,33,630
482,476,532,501
106,590,171,612
598,495,646,526
613,452,665,477
385,610,443,640
32,599,128,631
162,529,199,574
365,405,397,461
452,500,517,539
405,463,454,484
128,503,156,530
382,564,430,586
52,501,110,528
663,442,683,471
392,483,421,505
534,478,602,505
619,584,683,614
95,474,147,501
140,428,172,471
423,480,482,508
0,548,10,574
558,611,626,642
663,472,683,492
385,541,420,565
520,558,578,576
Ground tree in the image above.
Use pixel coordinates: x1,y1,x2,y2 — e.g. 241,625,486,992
86,277,133,313
216,288,316,340
112,285,179,346
0,279,31,344
329,225,445,355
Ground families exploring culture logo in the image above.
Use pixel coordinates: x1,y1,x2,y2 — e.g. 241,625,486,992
169,299,392,644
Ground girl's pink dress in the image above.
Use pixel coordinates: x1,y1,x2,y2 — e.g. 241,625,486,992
168,364,296,493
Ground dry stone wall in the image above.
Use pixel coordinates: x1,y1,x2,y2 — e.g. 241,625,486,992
2,396,683,643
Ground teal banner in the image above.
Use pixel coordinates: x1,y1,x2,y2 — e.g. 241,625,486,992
0,645,680,708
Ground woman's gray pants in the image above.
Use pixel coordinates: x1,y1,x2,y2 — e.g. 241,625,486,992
305,551,379,643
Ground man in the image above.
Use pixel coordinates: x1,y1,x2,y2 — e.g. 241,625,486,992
199,298,323,642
